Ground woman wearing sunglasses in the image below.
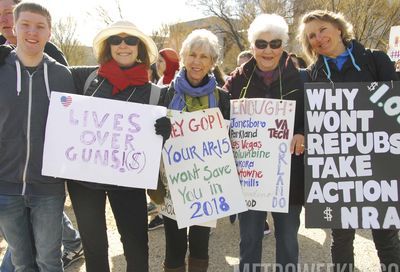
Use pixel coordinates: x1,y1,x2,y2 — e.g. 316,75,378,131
224,14,305,272
68,21,171,272
298,10,400,272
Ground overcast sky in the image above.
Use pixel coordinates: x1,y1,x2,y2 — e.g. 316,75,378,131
35,0,205,46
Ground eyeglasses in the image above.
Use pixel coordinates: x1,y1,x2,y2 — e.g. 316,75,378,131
107,35,139,46
254,39,282,49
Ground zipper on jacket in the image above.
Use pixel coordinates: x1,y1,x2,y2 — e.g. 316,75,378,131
21,71,36,195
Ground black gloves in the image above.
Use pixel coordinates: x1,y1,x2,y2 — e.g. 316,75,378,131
155,116,172,144
0,44,15,65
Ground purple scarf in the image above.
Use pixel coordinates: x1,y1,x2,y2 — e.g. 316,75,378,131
168,69,217,110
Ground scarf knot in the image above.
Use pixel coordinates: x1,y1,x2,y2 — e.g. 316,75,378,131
98,59,148,95
168,69,218,111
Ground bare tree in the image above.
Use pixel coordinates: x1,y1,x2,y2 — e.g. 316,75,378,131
189,0,249,51
193,0,400,57
189,0,301,54
294,0,400,50
151,23,170,50
86,0,124,26
51,17,87,65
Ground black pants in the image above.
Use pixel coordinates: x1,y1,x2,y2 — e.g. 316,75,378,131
68,182,148,272
163,216,210,268
331,229,400,272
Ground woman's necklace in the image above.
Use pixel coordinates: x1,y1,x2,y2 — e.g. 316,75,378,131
91,79,137,102
126,87,137,102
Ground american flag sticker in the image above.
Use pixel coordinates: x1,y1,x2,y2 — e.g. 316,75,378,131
60,95,72,107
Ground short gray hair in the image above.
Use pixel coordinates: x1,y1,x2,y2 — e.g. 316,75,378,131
248,14,289,45
180,29,220,68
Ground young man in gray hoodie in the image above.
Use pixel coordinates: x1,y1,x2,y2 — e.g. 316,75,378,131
0,2,76,271
0,0,83,271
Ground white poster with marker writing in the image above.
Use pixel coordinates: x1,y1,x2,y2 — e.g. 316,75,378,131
162,108,247,229
42,92,166,189
230,98,296,212
388,25,400,61
159,159,217,228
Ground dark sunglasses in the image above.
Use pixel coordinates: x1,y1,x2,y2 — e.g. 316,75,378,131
107,35,139,46
254,39,282,49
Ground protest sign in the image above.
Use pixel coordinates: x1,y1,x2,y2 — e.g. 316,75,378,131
160,188,217,228
158,159,217,228
230,98,296,212
388,26,400,61
162,108,247,229
42,92,166,189
305,82,400,229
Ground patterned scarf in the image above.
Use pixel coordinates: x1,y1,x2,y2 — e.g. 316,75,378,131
98,59,148,95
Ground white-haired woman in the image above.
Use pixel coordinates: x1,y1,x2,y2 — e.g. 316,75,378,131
160,29,230,272
224,14,305,272
68,21,171,272
298,10,400,272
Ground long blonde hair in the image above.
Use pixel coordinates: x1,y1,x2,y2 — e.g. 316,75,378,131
297,10,354,62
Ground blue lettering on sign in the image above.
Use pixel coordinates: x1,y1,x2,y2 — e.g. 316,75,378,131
190,197,230,219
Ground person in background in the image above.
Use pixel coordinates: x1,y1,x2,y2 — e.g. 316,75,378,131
298,9,400,272
395,59,400,78
0,0,66,64
68,20,170,272
228,50,251,227
0,2,76,271
148,62,160,84
157,47,180,86
224,14,305,272
159,29,230,272
213,65,226,87
0,0,83,270
147,47,181,231
236,50,253,66
288,53,307,69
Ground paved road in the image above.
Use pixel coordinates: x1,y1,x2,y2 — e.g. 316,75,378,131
0,202,386,272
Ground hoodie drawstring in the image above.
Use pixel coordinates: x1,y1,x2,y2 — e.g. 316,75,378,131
323,56,332,80
322,47,361,81
15,60,51,99
347,47,361,72
15,60,22,96
43,62,51,99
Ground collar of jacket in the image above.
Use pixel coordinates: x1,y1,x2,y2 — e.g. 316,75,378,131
239,50,292,79
310,39,370,81
6,50,55,69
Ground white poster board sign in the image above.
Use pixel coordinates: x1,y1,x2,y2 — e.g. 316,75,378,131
162,108,247,229
388,26,400,61
159,159,217,228
42,92,166,189
230,98,296,212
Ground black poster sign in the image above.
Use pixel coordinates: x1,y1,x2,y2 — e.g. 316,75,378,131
305,81,400,229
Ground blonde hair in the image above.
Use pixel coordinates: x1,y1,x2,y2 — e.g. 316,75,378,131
297,10,354,62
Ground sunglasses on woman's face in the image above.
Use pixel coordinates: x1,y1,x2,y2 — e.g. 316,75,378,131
254,39,282,49
107,35,139,46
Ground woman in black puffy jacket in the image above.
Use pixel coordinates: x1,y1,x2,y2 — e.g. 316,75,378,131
68,20,170,272
298,9,400,272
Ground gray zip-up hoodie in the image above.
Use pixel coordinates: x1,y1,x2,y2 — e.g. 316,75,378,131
0,51,76,196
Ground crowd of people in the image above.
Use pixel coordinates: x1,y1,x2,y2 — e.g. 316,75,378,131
0,1,399,272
